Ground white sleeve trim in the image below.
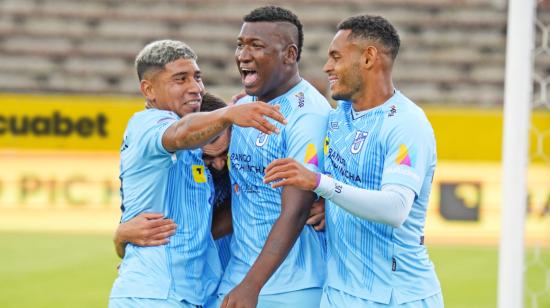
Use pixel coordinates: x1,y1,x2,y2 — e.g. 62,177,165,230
314,174,415,228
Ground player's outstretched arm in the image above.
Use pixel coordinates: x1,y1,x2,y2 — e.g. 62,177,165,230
264,158,415,228
221,187,315,308
113,213,177,258
163,102,286,152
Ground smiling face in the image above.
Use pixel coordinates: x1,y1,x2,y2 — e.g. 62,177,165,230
323,30,365,102
142,58,205,117
235,22,291,102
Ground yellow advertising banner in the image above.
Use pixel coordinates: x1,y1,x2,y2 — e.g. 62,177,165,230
0,93,143,151
2,93,550,162
0,151,548,246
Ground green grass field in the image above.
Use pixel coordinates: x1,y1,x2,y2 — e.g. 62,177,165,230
0,232,548,308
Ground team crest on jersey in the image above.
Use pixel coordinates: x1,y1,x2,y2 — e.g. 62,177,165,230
350,131,369,154
255,132,268,147
294,92,305,108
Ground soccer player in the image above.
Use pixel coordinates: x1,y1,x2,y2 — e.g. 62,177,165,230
263,15,443,307
218,6,331,308
109,39,286,308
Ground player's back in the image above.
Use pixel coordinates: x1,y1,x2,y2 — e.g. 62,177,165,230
219,79,330,295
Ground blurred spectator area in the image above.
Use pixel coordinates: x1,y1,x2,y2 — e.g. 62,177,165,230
0,0,548,105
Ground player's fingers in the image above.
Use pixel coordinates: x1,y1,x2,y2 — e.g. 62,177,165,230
144,239,169,246
270,178,293,189
141,212,165,220
306,215,320,225
263,105,287,125
251,117,278,135
147,218,175,229
314,219,326,231
150,229,176,241
265,158,295,173
254,114,280,135
263,168,291,184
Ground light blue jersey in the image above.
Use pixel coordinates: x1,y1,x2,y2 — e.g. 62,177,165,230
110,108,221,306
218,80,330,295
323,91,441,305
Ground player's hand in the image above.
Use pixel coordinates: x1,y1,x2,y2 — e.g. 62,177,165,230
307,198,325,231
263,158,318,190
116,213,177,247
224,102,287,135
221,281,259,308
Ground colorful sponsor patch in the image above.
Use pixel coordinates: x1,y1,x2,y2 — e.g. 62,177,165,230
395,144,413,167
192,164,207,183
324,136,329,156
304,143,319,166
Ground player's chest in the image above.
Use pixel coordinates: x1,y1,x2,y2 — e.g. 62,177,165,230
229,126,285,164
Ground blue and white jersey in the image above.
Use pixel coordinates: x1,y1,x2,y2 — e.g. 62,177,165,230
218,80,330,295
110,108,221,306
324,91,440,304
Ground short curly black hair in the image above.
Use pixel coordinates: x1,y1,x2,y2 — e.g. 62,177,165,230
243,6,303,62
337,15,400,60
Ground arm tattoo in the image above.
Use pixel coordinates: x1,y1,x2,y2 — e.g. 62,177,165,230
179,121,225,148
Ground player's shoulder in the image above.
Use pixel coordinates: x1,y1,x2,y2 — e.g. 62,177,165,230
286,79,331,116
382,91,433,134
126,108,178,135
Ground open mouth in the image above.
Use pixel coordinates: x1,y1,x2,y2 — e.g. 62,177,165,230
241,68,258,87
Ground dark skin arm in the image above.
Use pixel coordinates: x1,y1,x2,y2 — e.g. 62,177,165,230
221,186,315,308
212,200,233,240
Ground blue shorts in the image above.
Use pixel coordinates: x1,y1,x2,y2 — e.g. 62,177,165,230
109,296,201,308
320,286,444,308
215,287,322,308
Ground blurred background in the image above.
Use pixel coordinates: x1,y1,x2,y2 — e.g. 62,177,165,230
0,0,548,307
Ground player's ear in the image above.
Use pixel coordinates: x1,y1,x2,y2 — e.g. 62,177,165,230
284,44,298,64
361,45,378,70
140,79,156,103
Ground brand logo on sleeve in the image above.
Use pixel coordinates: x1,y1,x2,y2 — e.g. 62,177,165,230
295,92,305,108
324,136,329,156
330,121,339,130
350,131,369,154
192,165,207,183
304,143,319,166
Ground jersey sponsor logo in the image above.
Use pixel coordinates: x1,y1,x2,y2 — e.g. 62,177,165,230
327,148,362,183
304,143,319,166
350,131,369,154
396,144,413,167
192,165,207,183
294,92,305,108
0,111,108,137
255,132,268,147
330,121,339,130
324,136,329,156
